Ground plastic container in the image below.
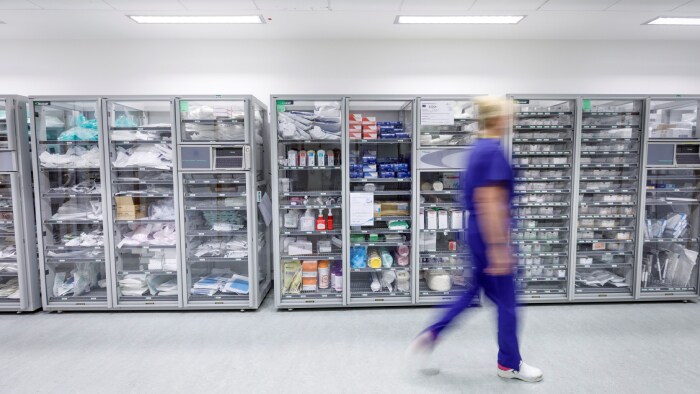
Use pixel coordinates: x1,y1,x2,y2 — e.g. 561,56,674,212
318,260,330,289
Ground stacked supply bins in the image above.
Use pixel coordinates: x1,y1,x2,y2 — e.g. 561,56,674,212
102,97,182,309
346,96,415,306
637,96,700,300
176,96,271,309
510,96,577,303
415,96,479,305
271,96,345,308
31,97,111,311
1,96,40,312
574,96,645,300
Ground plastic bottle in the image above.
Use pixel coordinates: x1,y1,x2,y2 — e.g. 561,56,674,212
327,149,335,166
326,209,334,230
307,150,316,166
318,260,330,289
299,150,307,166
331,262,343,291
299,209,315,231
315,211,326,231
317,149,326,167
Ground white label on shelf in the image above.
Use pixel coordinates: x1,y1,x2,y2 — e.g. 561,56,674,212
421,101,455,126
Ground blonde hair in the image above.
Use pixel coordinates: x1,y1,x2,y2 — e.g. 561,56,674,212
475,96,511,135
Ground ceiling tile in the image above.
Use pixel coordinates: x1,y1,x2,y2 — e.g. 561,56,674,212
673,0,700,11
331,0,402,11
255,0,329,11
607,0,690,11
179,0,257,11
539,0,618,11
401,0,476,11
31,0,113,10
0,0,39,9
104,0,184,11
471,0,547,11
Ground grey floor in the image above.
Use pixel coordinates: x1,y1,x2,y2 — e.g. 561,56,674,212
2,297,700,394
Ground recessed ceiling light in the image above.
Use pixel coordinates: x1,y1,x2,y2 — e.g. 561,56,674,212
128,15,265,24
645,17,700,26
395,15,525,24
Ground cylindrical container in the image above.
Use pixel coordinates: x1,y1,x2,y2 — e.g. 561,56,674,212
318,260,330,289
298,150,307,166
287,149,298,166
327,149,335,166
368,249,382,269
317,149,326,167
331,261,343,291
307,150,316,166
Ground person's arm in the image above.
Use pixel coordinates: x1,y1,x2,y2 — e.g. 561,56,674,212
474,184,514,276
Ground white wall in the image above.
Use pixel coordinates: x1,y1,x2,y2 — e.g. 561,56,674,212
1,39,699,101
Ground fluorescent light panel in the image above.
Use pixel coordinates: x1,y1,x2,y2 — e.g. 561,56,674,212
396,15,524,24
646,17,700,26
129,15,264,24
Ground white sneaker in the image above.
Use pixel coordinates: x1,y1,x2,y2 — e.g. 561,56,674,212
406,331,440,376
497,361,543,382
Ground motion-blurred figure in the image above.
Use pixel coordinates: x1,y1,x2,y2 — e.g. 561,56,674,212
408,97,543,383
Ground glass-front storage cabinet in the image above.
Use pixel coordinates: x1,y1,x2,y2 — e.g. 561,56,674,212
346,97,414,306
415,97,478,305
31,97,110,310
272,97,345,308
574,97,644,299
177,97,271,309
640,97,700,298
2,96,40,312
103,98,181,309
511,97,576,301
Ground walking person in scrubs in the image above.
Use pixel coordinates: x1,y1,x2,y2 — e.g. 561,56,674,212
408,97,543,383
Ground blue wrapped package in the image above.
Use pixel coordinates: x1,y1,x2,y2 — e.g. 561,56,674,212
351,246,368,269
379,172,395,178
397,171,410,178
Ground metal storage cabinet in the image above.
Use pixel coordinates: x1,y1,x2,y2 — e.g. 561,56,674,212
271,96,346,309
415,96,479,305
637,96,700,300
574,96,645,301
345,96,415,307
176,96,271,309
510,96,578,303
0,96,40,312
102,97,182,309
30,97,111,310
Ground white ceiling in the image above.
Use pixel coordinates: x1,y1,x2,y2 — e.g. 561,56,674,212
0,0,699,40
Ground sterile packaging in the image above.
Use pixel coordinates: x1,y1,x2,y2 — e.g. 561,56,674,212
364,171,378,178
396,171,410,178
349,114,363,122
421,233,437,252
427,210,438,229
379,172,395,178
288,241,313,256
438,210,448,229
419,208,425,229
349,130,362,139
442,174,460,190
450,210,463,229
363,130,378,139
362,164,377,172
317,240,332,253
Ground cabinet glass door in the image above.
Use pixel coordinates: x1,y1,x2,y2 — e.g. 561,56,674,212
418,99,478,147
511,99,575,299
642,170,700,294
182,173,250,304
275,99,344,306
179,100,246,142
33,100,108,306
347,99,414,305
0,174,20,305
106,100,179,305
0,99,8,149
575,99,643,297
648,99,698,140
417,170,471,303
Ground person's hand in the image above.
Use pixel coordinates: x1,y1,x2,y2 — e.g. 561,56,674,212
484,244,515,276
